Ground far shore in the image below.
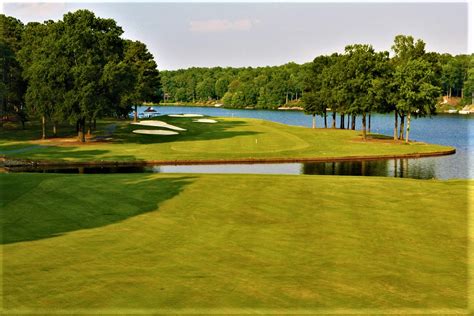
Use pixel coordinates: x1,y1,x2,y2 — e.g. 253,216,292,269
152,102,474,114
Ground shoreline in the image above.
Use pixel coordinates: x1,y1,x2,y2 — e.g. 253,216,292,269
1,148,456,169
150,103,474,115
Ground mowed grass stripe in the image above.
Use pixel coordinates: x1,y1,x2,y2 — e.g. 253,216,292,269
1,173,469,311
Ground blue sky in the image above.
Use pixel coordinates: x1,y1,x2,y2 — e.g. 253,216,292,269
4,2,469,70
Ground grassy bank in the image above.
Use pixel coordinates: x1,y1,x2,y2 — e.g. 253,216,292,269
1,173,470,313
0,116,454,164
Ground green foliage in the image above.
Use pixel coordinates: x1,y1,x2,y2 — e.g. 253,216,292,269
0,14,26,122
119,40,161,116
391,36,441,117
11,10,160,139
302,55,332,117
160,63,309,109
462,55,474,105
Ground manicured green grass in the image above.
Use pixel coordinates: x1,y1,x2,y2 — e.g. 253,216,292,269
1,173,470,313
0,116,453,163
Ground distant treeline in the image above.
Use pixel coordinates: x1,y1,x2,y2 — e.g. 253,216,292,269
161,62,308,109
161,36,473,142
160,50,473,109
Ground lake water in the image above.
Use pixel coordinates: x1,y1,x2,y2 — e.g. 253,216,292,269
13,106,472,179
136,105,473,179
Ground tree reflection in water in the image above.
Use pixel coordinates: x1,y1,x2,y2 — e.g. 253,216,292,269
302,158,437,179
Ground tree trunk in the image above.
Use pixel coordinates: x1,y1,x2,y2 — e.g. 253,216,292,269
347,114,350,129
394,110,398,140
286,92,289,105
340,113,345,129
399,114,405,140
362,113,367,140
53,122,57,137
405,112,411,143
324,110,327,128
134,105,138,122
332,111,336,128
41,115,46,140
368,113,371,133
312,114,316,129
351,115,356,130
78,118,86,143
449,87,452,99
87,118,92,136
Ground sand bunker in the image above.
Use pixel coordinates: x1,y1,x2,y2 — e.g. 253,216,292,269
133,129,179,135
193,119,218,123
131,120,186,131
168,114,204,118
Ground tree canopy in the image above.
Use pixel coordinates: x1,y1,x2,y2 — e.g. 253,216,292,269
4,10,161,141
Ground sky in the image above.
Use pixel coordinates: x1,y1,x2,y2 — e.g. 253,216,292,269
2,2,470,70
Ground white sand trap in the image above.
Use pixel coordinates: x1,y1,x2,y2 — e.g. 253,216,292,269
131,120,186,131
193,119,218,123
168,114,204,118
133,129,179,135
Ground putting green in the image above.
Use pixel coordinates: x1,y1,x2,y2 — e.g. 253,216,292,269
1,173,470,313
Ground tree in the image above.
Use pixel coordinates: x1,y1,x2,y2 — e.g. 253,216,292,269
343,44,389,139
462,55,474,105
121,40,161,122
59,10,126,142
196,77,215,101
391,35,427,140
0,15,26,127
302,55,331,128
215,77,229,100
18,21,66,138
393,59,441,143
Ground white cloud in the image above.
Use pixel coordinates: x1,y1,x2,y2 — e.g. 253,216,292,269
189,19,254,32
4,3,67,22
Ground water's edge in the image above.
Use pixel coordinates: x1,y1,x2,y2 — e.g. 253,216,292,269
1,148,455,168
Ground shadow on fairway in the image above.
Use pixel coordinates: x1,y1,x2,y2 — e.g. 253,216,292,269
0,122,113,141
0,174,195,244
113,117,261,144
0,143,145,162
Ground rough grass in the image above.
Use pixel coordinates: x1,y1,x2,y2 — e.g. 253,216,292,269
0,116,453,163
0,173,470,313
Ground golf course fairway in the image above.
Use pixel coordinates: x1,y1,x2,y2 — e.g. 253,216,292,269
1,173,471,314
0,117,454,164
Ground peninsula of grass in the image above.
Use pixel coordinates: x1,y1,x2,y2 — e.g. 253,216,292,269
0,173,470,313
0,116,454,165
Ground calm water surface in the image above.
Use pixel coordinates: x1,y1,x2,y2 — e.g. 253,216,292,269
138,105,473,179
14,106,472,179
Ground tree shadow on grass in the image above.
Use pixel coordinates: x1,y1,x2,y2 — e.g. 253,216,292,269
113,117,261,145
0,143,143,162
0,121,112,142
1,174,195,244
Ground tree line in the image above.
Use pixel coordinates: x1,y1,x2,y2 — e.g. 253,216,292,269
2,10,473,143
302,36,473,142
161,62,308,109
1,10,161,142
161,46,473,113
161,36,473,142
